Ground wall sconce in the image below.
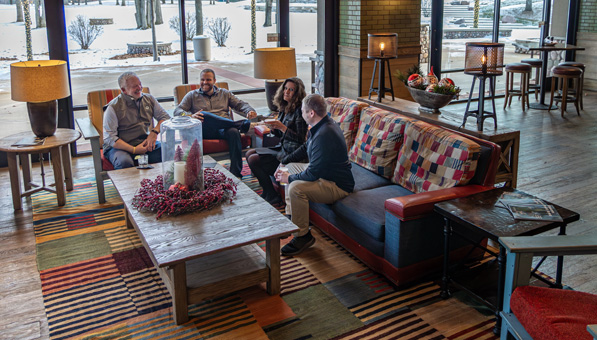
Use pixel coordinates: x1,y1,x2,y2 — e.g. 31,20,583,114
367,33,398,102
254,47,297,112
462,42,504,130
10,60,70,137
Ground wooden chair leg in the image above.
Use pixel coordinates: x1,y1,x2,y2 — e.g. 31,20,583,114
561,77,568,117
504,72,510,109
549,77,556,111
574,78,582,116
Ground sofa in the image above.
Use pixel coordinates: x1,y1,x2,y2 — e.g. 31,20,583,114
301,97,501,286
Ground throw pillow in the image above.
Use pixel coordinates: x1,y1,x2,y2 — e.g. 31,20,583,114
325,97,369,151
348,107,413,178
393,121,481,193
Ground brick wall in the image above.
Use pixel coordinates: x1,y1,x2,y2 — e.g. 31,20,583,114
577,0,597,89
338,0,422,99
579,0,597,33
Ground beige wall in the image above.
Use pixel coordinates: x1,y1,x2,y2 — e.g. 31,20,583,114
576,32,597,90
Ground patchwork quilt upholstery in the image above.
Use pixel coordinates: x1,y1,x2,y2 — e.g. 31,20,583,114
510,286,597,340
325,97,368,150
349,107,413,178
393,121,481,193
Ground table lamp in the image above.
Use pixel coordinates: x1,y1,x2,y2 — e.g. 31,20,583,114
10,60,70,137
254,47,297,112
367,33,398,102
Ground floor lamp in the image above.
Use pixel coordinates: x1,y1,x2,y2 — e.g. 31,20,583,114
367,33,398,102
462,42,504,131
254,47,297,112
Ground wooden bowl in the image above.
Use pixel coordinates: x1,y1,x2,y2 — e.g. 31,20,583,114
407,87,455,114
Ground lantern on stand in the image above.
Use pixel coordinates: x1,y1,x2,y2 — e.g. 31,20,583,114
160,116,204,191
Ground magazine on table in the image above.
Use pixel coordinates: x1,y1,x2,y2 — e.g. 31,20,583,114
498,192,563,222
11,136,46,147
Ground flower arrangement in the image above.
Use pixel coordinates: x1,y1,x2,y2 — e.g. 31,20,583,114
131,168,237,219
396,65,460,113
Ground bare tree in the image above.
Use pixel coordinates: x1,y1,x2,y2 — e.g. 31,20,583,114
34,0,45,28
195,0,203,36
169,12,196,40
67,15,103,49
143,0,163,26
16,0,23,22
206,17,231,47
135,0,148,29
154,0,163,25
263,0,272,27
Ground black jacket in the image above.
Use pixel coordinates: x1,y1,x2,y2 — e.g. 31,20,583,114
287,115,355,193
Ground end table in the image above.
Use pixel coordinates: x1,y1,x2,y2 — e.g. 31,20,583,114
434,187,580,334
0,129,81,210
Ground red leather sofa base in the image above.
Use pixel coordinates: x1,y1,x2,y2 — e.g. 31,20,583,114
309,209,487,287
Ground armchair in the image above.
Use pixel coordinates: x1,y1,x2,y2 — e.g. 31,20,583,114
76,87,150,203
499,234,597,340
172,82,252,154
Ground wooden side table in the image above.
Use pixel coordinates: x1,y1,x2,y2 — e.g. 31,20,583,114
434,187,580,334
0,129,81,210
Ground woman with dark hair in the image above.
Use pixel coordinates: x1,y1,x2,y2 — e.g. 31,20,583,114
246,77,309,205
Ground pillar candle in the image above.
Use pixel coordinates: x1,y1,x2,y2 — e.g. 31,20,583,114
174,161,186,185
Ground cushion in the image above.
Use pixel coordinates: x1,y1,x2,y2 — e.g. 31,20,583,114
392,121,481,193
325,97,368,151
332,185,414,242
351,162,392,192
203,135,252,154
349,107,413,178
100,148,114,171
511,286,597,340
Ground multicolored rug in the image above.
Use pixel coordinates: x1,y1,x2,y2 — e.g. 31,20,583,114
33,160,501,340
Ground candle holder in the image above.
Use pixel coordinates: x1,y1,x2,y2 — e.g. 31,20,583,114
367,33,398,102
462,42,504,130
160,116,204,191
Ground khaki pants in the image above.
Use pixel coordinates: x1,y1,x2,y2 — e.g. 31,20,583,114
284,163,350,236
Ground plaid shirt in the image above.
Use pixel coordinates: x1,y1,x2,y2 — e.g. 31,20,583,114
274,105,309,163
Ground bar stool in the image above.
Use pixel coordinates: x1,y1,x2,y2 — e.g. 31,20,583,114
521,58,542,100
504,63,531,111
549,65,583,117
558,61,585,110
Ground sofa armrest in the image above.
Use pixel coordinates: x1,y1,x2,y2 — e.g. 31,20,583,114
385,185,494,220
76,117,100,141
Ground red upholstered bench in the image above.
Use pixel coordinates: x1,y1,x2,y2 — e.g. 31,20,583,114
510,286,597,340
499,235,597,340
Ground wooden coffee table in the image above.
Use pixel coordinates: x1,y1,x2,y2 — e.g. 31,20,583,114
108,156,298,324
434,187,580,334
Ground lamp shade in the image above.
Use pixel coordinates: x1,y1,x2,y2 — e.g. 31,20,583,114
10,60,70,103
254,47,297,80
367,33,398,58
464,42,504,75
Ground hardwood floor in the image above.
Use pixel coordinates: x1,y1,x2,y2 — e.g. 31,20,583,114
0,92,595,339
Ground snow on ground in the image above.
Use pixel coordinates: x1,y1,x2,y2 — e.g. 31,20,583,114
0,0,317,81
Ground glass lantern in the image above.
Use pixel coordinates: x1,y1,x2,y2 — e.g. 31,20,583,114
160,116,204,191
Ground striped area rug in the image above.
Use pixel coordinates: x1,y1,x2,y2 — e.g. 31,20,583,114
33,159,501,340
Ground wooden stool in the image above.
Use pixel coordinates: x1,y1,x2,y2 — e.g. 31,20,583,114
521,58,542,100
549,65,583,117
558,61,585,110
504,63,531,111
